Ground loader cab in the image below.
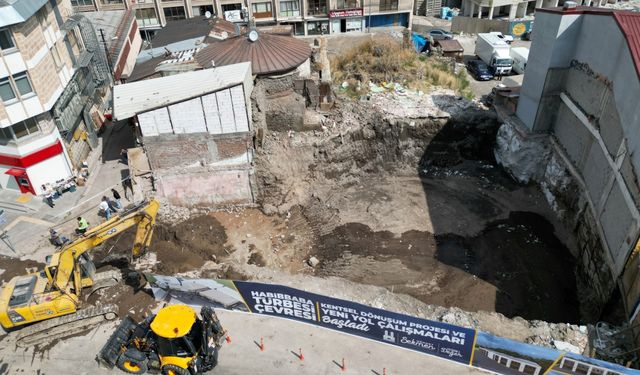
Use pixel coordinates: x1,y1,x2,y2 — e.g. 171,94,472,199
151,305,203,373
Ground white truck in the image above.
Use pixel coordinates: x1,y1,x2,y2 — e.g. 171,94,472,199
510,47,529,74
474,33,513,76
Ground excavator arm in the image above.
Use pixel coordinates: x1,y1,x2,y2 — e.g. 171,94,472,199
52,199,160,294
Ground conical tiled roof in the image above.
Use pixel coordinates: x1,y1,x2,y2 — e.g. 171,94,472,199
195,32,311,75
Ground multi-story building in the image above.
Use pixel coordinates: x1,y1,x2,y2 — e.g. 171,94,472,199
496,5,640,324
0,0,84,195
70,0,412,37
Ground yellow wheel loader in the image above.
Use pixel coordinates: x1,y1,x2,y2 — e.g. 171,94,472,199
0,199,160,347
98,304,226,375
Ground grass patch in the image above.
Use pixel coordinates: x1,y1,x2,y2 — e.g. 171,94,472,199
331,37,474,99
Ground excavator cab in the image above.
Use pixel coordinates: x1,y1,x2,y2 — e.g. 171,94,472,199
98,304,225,375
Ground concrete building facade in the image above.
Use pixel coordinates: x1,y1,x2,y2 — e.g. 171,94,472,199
0,0,83,195
496,6,640,322
70,0,412,37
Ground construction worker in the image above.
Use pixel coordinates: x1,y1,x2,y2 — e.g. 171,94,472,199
76,217,89,235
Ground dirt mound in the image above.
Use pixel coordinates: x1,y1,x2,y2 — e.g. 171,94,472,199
96,215,232,274
316,211,579,323
0,256,44,284
88,283,156,321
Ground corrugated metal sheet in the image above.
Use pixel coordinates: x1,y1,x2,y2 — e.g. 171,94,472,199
113,61,251,120
0,0,48,28
614,12,640,80
195,33,311,75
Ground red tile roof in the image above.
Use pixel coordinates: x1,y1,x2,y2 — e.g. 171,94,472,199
537,7,640,79
613,12,640,79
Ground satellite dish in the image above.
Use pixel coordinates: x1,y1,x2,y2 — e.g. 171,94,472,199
205,11,212,18
248,30,259,42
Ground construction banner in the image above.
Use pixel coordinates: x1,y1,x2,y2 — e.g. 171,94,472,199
145,274,475,365
145,275,640,375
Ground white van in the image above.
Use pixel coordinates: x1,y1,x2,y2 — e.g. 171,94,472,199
510,47,529,75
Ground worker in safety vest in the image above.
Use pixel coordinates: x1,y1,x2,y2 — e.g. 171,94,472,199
76,217,89,235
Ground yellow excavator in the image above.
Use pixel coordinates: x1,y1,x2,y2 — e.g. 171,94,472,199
0,198,160,347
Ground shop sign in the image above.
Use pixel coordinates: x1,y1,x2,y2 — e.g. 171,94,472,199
329,8,363,17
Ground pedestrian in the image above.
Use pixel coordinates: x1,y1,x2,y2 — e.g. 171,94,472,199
49,229,69,247
76,217,89,235
44,191,55,208
122,177,133,201
120,149,128,164
106,196,119,212
111,188,122,209
99,197,112,220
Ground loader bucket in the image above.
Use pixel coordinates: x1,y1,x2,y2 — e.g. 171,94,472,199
97,316,137,368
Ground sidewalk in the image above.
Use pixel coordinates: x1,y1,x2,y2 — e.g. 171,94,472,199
0,120,138,260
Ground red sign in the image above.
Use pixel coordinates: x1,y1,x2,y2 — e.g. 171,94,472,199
329,8,363,17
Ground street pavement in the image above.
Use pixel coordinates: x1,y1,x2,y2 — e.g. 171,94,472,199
0,309,494,375
0,120,137,261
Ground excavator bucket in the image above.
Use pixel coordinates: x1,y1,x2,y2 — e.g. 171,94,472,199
97,316,138,368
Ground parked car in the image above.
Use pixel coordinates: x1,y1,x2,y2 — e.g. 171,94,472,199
466,59,494,81
428,29,453,40
489,31,514,44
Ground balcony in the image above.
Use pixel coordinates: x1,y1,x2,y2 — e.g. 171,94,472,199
334,0,359,9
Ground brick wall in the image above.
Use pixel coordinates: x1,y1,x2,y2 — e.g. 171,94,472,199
144,133,252,170
31,54,62,107
158,168,254,206
12,17,46,62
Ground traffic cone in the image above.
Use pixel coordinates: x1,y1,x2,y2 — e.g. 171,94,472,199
299,348,304,362
225,334,232,344
260,337,265,352
342,358,346,372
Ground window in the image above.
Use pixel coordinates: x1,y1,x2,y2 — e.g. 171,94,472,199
307,0,327,15
222,3,242,11
280,0,300,17
71,0,94,5
0,118,40,143
163,6,186,21
379,0,398,10
307,21,328,35
13,73,33,96
0,73,33,102
0,28,15,50
51,45,63,69
136,8,159,26
193,5,214,16
100,0,124,4
0,78,16,102
67,28,84,54
252,2,272,17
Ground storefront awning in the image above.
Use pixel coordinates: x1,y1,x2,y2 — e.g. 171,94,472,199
5,168,25,177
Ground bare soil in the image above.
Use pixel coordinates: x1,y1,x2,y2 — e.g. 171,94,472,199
0,256,44,285
96,215,232,274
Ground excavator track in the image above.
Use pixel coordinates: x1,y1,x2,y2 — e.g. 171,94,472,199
15,304,119,348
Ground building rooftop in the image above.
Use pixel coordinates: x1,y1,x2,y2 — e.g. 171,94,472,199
149,16,240,48
113,61,251,120
83,10,136,66
537,7,640,79
195,32,311,75
0,0,48,28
